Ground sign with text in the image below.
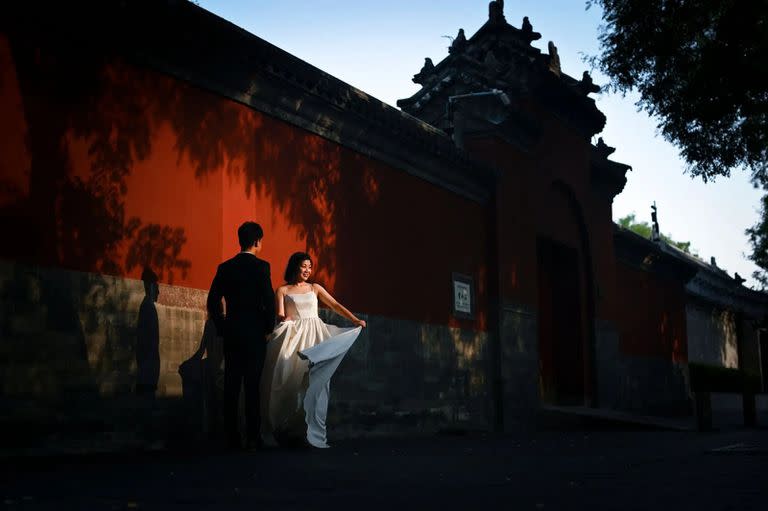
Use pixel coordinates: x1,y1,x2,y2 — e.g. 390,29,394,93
452,273,475,320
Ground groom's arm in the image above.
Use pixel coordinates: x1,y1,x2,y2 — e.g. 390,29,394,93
259,261,276,335
207,265,226,336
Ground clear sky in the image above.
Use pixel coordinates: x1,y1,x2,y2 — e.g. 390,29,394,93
197,0,763,287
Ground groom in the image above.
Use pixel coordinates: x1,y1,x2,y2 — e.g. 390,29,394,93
207,221,275,449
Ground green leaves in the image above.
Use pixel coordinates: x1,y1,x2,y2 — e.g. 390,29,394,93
617,213,695,254
593,1,768,285
746,194,768,288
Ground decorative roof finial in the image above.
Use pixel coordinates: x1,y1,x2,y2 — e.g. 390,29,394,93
489,0,506,25
449,28,467,54
595,137,616,159
521,16,541,43
651,201,661,242
579,71,600,94
547,41,561,76
412,57,435,85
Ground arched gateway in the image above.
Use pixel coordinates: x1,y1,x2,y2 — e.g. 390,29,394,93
537,181,596,406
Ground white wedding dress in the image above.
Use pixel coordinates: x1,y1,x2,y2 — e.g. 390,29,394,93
260,291,361,448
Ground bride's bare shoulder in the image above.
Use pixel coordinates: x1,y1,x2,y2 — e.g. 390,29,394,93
311,282,326,294
276,284,289,295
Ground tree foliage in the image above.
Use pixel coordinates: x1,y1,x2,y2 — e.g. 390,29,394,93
590,0,768,285
617,213,695,255
746,195,768,288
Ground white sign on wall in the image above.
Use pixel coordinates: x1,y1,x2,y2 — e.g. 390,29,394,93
452,273,475,319
454,281,471,314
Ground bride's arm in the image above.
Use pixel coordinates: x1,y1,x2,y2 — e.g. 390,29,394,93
314,284,366,328
275,286,287,323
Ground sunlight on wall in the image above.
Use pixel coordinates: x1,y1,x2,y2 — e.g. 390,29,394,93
687,304,740,368
720,309,739,369
419,323,487,399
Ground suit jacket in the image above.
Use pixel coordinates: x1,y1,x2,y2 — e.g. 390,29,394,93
207,253,276,342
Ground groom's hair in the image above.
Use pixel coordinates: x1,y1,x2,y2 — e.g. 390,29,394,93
284,252,312,282
238,221,263,250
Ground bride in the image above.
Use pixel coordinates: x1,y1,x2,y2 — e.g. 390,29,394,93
260,252,365,448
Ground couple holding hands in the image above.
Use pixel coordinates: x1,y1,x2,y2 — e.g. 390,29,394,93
207,221,365,450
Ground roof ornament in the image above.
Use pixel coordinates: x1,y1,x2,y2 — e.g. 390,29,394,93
449,28,467,54
595,137,616,159
521,16,541,43
547,41,561,76
489,0,506,25
651,202,661,242
412,57,435,85
579,71,600,94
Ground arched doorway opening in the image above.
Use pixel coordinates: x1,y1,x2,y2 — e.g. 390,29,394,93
537,181,596,406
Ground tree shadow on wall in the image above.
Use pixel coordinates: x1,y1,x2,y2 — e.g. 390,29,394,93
2,41,190,258
0,31,193,442
161,82,349,283
1,27,377,285
0,18,386,444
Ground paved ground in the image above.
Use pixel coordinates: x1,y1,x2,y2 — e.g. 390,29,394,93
2,428,767,510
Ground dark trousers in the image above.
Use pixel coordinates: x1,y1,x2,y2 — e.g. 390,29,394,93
223,336,266,444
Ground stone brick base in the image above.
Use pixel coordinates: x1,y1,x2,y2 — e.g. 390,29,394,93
0,261,491,446
596,319,692,417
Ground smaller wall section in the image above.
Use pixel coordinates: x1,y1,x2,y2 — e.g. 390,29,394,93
686,301,739,368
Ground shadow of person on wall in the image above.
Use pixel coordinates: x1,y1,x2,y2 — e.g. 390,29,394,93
136,267,160,398
200,319,225,440
178,318,224,446
134,267,160,444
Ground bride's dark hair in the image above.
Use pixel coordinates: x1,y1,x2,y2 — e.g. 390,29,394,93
284,252,312,283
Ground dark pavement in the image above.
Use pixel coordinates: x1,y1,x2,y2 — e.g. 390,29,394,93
2,428,767,510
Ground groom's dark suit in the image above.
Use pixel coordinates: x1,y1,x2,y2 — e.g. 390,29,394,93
207,252,275,446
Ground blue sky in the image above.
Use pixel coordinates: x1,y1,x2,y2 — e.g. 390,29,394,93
198,0,763,287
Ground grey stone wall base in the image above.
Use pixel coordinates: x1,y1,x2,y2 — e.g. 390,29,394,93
319,309,491,435
499,304,540,431
595,319,692,417
1,262,492,444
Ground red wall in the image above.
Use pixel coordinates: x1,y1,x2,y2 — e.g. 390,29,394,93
465,101,620,326
463,100,626,402
615,263,688,362
0,33,488,329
